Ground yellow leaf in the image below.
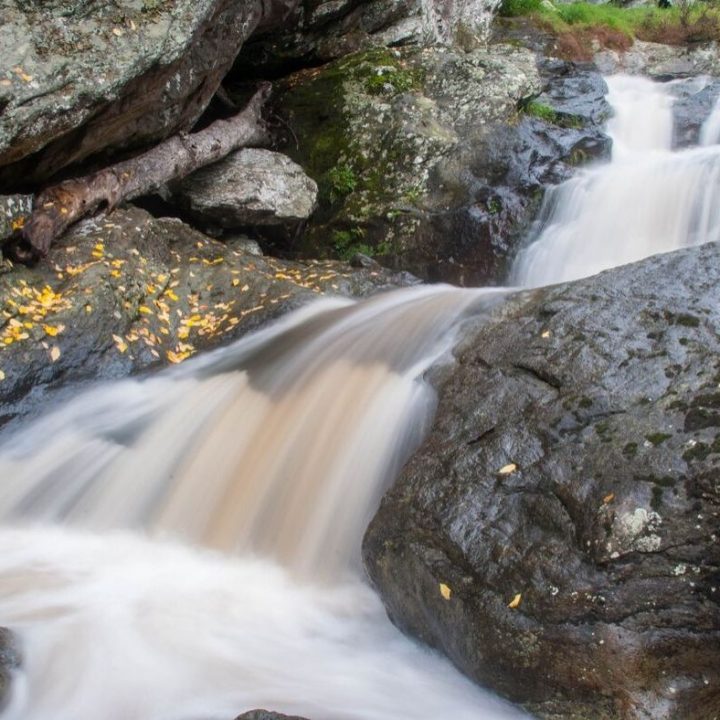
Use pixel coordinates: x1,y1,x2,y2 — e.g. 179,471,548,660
439,583,452,600
0,370,5,381
603,493,615,504
508,593,522,609
112,334,128,353
232,278,240,287
498,463,517,476
43,324,61,337
49,346,61,362
138,305,152,315
167,350,191,364
541,330,551,338
165,290,179,302
11,217,24,231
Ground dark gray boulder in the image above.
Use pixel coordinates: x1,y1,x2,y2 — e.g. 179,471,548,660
0,0,299,189
364,242,720,719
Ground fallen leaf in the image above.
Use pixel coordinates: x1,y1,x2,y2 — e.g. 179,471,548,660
138,305,152,315
541,330,551,338
0,370,5,381
112,334,128,353
43,324,64,337
439,583,452,600
498,463,517,476
603,493,615,504
49,346,61,362
508,593,522,609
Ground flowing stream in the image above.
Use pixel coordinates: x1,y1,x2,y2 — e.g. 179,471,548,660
0,74,719,720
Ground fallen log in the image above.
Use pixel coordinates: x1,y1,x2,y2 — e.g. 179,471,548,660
7,83,272,264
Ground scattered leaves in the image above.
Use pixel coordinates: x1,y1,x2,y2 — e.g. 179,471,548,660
112,334,128,353
508,593,522,609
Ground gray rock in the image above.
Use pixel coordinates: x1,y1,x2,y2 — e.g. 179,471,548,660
0,627,20,711
0,0,299,189
669,77,720,149
279,46,610,284
0,205,413,429
235,0,502,76
364,243,720,720
594,40,720,79
176,149,318,228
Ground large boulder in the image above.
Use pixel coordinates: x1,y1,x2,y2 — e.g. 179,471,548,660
277,45,610,284
175,148,318,229
0,0,298,190
0,204,412,428
364,242,720,719
235,0,504,77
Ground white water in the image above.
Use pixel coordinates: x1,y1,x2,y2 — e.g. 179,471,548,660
512,75,720,287
700,87,720,146
1,74,719,720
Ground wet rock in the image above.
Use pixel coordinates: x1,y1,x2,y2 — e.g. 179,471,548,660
669,77,720,149
0,205,413,428
0,0,299,190
364,242,720,719
175,149,318,229
0,627,20,711
278,46,610,284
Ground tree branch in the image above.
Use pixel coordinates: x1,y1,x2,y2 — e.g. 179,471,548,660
8,82,272,264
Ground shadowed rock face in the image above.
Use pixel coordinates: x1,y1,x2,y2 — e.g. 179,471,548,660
364,242,720,720
0,0,299,190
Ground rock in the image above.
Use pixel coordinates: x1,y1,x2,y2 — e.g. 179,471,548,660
0,0,298,190
0,627,20,711
278,45,610,284
594,40,720,79
234,0,502,77
175,149,318,229
669,77,720,149
234,712,310,720
0,205,413,428
364,243,720,720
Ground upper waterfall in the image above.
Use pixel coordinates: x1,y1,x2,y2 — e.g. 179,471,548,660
511,75,720,288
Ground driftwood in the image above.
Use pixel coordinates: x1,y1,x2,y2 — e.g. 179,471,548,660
8,83,272,264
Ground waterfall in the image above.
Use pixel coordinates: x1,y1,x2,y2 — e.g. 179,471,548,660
1,73,719,720
511,75,720,287
700,91,720,146
0,286,527,720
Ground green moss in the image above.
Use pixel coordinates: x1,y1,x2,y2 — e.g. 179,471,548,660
645,432,672,446
578,397,593,409
651,486,664,512
623,442,638,457
675,313,700,328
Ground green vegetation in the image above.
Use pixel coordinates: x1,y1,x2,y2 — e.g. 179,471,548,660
333,228,392,260
498,0,720,55
326,164,358,202
522,100,584,129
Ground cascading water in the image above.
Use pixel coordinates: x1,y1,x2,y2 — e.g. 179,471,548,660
1,73,719,720
512,74,720,287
